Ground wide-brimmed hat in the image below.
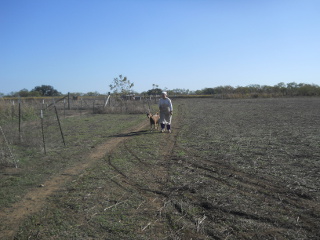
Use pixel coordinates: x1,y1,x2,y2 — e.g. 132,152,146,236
162,91,167,95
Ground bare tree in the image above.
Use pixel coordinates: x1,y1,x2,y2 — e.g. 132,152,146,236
109,75,134,95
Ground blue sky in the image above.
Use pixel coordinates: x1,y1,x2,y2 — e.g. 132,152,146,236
1,0,319,94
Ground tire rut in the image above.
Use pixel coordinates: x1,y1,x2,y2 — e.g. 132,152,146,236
101,105,183,235
0,121,148,240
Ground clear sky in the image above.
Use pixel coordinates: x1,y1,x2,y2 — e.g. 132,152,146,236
1,0,319,95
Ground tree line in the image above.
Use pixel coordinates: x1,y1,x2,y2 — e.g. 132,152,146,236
2,85,61,98
2,81,320,99
141,82,320,98
195,82,320,97
1,85,103,98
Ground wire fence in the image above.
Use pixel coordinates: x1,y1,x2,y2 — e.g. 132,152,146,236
0,95,159,168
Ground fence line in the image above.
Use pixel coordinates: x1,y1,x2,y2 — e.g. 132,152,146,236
0,95,160,167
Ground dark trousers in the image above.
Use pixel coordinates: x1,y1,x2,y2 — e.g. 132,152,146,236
161,123,170,130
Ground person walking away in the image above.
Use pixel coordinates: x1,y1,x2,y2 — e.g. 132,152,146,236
159,92,173,133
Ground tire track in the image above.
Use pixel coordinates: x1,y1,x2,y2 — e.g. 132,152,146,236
100,103,184,236
0,121,148,240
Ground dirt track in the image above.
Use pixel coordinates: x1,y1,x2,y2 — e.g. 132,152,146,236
1,98,320,239
0,121,151,239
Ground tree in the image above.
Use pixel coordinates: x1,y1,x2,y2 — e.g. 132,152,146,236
274,82,287,96
297,83,320,96
234,86,249,95
18,88,29,97
109,75,134,95
202,88,215,95
69,92,84,96
170,88,190,95
261,85,273,93
147,88,162,96
85,91,101,96
286,82,298,96
7,89,42,97
22,88,39,97
7,91,18,97
213,86,234,94
32,85,61,96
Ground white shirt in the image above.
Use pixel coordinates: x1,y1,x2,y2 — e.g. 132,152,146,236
159,97,173,113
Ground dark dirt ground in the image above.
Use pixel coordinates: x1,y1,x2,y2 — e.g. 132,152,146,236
166,98,320,239
1,97,320,240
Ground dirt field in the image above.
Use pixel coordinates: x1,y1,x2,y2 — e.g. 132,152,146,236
1,97,320,239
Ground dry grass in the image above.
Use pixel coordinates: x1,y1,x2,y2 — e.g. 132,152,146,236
2,98,320,239
95,98,154,114
0,97,155,167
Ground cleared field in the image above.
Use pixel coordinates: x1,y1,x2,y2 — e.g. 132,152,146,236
1,97,320,239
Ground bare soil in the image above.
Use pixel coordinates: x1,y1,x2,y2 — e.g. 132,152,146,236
1,98,320,239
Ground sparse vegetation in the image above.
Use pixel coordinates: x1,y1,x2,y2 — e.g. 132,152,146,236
1,97,319,239
195,82,320,98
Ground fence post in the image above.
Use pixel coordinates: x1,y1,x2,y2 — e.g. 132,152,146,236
18,98,22,142
147,99,151,112
104,94,111,108
54,105,66,147
18,99,21,134
68,92,70,110
80,98,82,116
11,100,14,120
63,99,66,118
40,110,46,154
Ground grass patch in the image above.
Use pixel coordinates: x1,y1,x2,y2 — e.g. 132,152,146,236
0,113,146,209
3,98,320,239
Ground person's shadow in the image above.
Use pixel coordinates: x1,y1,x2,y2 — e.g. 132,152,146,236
109,129,160,138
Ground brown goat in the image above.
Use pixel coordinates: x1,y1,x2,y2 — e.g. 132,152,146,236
146,112,160,131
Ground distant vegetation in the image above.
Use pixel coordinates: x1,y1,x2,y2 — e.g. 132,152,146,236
2,82,320,98
3,85,61,98
145,82,320,98
194,82,320,98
